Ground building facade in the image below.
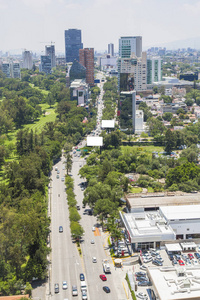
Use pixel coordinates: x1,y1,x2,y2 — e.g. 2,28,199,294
22,51,33,69
119,36,142,58
65,29,83,63
69,59,86,82
108,43,114,56
118,52,147,92
40,55,52,74
79,48,94,85
70,79,89,105
2,62,11,78
45,45,56,68
2,62,21,78
147,56,162,84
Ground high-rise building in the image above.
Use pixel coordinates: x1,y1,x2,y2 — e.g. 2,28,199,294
11,62,21,79
22,51,33,69
119,36,142,58
2,62,11,78
118,52,147,92
65,29,83,63
40,56,52,74
69,59,86,82
45,45,56,68
108,43,114,56
147,57,162,84
79,48,94,85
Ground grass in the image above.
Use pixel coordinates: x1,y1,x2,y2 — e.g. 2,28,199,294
147,187,154,193
29,83,49,96
130,187,143,193
121,145,164,156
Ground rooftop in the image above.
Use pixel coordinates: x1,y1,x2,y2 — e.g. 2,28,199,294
160,205,200,221
148,266,200,300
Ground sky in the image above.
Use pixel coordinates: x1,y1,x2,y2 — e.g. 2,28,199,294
1,0,200,53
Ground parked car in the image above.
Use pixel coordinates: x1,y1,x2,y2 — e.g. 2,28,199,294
193,260,198,265
188,253,194,260
135,272,146,277
136,276,148,282
172,259,178,266
140,265,147,270
178,260,185,266
152,259,163,266
138,281,152,286
136,292,148,300
168,254,174,261
195,252,200,259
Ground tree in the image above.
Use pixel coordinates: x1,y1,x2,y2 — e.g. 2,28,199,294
93,198,116,227
165,129,176,153
163,112,173,121
185,99,194,107
66,153,72,175
153,86,158,94
70,221,84,241
46,93,55,108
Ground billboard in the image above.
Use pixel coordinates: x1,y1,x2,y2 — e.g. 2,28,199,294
101,120,115,128
87,136,103,146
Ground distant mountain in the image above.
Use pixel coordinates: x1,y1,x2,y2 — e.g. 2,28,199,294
145,36,200,50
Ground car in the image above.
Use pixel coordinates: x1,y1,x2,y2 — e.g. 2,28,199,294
81,289,87,300
92,257,97,263
136,292,148,300
59,226,63,233
168,254,174,261
140,265,147,270
80,273,85,281
195,252,200,259
188,253,194,260
91,239,95,244
100,274,107,281
81,187,84,191
92,226,96,231
55,166,58,171
138,281,152,286
178,260,185,266
135,272,146,277
152,259,163,266
61,177,65,182
172,259,178,265
72,285,78,296
136,276,148,282
57,170,60,174
175,254,181,260
62,281,67,289
56,174,59,179
103,286,110,293
54,283,59,293
193,260,198,265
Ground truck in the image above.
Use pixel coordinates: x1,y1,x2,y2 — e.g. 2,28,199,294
102,259,111,273
80,281,87,292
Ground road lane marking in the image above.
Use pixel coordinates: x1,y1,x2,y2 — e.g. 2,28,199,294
122,281,129,299
94,228,101,236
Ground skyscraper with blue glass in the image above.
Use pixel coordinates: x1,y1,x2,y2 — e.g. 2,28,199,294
65,29,83,63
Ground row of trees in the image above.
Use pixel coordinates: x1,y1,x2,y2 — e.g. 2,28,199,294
102,77,118,120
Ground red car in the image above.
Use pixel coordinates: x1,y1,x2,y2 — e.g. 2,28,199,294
188,253,194,260
178,260,185,266
100,274,107,281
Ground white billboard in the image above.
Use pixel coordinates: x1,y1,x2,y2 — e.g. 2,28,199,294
87,136,103,146
101,119,115,128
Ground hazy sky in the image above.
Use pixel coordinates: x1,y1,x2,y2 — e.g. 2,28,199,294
1,0,200,53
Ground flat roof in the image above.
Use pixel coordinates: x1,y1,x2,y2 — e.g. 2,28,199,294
148,266,200,300
160,205,200,221
126,193,200,209
122,211,175,242
165,243,182,252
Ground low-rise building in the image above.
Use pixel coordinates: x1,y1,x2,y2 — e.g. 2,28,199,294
70,79,89,105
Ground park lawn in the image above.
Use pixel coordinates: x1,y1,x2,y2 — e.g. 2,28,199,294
130,187,143,193
121,145,164,157
29,83,49,96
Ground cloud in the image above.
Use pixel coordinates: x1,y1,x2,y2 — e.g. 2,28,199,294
183,1,200,15
21,0,52,10
0,0,8,9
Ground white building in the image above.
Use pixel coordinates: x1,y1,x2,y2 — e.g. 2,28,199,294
118,52,147,91
120,210,176,250
23,50,33,69
11,62,21,79
108,43,114,56
159,205,200,240
119,36,142,58
135,110,144,133
100,55,117,72
70,79,89,105
147,56,162,84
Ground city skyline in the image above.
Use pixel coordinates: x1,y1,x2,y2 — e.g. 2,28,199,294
1,0,200,53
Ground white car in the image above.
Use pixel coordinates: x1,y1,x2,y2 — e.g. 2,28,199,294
62,281,68,290
92,257,97,263
136,292,148,300
193,260,198,265
140,264,147,270
92,226,96,231
91,239,95,244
